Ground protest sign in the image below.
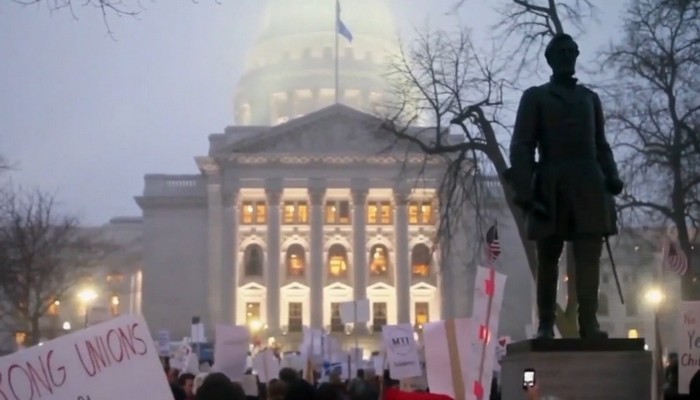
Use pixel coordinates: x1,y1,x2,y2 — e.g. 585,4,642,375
252,349,280,383
212,324,249,382
383,324,422,380
0,314,171,400
424,318,471,400
157,330,170,357
340,299,370,324
679,301,700,394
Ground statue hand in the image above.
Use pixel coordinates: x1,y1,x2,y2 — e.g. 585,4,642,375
606,177,624,196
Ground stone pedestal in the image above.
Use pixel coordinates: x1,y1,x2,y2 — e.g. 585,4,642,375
501,339,652,400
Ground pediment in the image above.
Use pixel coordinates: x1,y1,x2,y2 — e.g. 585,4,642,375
222,104,416,156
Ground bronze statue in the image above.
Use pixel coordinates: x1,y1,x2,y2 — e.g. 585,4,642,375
507,34,624,339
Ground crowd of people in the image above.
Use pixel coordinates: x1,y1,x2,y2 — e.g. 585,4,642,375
161,352,700,400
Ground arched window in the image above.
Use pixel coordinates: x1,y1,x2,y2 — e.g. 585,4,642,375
327,244,348,278
286,244,306,277
598,293,609,316
244,244,264,277
369,244,390,276
411,244,432,277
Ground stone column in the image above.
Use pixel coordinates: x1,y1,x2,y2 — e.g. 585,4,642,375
308,179,326,330
266,179,283,333
394,188,411,324
206,170,224,327
352,179,369,334
222,188,239,325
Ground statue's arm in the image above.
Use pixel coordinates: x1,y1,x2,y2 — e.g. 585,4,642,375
593,93,624,195
508,87,539,205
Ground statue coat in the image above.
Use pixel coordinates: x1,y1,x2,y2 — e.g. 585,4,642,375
508,81,621,240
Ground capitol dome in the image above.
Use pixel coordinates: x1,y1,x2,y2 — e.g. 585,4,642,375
234,0,400,126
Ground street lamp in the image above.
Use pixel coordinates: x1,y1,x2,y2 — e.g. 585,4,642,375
645,286,665,400
77,288,98,328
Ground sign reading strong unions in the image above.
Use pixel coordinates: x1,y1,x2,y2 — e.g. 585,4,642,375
0,315,171,400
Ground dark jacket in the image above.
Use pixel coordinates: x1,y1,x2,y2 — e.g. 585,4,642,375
508,80,621,240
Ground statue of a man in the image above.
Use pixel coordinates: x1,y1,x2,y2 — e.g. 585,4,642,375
508,34,624,339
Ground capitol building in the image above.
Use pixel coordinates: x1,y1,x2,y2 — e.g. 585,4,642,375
2,0,681,354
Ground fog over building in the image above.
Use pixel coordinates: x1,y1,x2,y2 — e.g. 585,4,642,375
2,0,679,354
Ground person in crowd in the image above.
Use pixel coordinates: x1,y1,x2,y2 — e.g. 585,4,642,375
170,382,187,400
279,367,316,400
179,372,196,400
196,372,246,400
167,367,182,385
665,352,679,398
193,372,210,396
267,378,288,400
348,369,368,400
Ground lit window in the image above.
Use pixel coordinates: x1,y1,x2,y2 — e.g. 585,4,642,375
411,244,432,277
106,273,125,284
414,302,430,327
48,300,60,316
241,201,267,224
325,201,350,224
367,201,392,225
14,331,27,347
372,302,387,332
409,201,434,225
328,244,348,278
283,201,309,224
244,244,264,277
369,244,390,276
246,302,261,326
628,329,639,339
286,244,306,277
288,302,303,332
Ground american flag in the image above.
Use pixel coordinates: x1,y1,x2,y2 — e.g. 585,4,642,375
485,224,501,265
663,239,688,276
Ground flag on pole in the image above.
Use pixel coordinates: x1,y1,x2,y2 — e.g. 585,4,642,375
663,238,688,276
336,0,353,42
484,224,501,265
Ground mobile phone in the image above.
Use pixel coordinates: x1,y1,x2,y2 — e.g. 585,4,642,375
522,368,536,390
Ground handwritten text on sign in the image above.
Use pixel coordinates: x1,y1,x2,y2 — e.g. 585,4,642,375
0,314,171,400
679,302,700,395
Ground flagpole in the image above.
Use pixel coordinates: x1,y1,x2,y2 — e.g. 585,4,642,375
334,0,340,104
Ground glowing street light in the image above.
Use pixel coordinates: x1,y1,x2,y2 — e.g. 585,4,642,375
77,288,98,328
248,319,263,332
77,288,98,304
62,321,71,331
645,287,665,308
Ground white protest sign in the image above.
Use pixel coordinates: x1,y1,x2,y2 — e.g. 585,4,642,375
465,266,507,400
382,323,422,380
423,318,472,400
252,349,280,383
0,314,171,400
212,324,249,382
157,330,170,357
241,374,259,396
340,299,370,324
494,336,511,372
679,301,700,394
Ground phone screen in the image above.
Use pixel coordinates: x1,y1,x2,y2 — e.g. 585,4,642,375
523,369,535,388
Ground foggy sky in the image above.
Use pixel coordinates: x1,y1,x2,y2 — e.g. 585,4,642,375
0,0,623,225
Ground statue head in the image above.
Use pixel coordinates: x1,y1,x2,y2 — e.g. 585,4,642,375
544,33,580,77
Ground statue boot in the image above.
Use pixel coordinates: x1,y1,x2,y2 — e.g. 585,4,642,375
575,239,608,339
536,258,559,339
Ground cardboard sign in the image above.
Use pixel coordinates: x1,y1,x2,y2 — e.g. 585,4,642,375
252,349,280,383
157,330,170,357
0,314,171,400
382,324,422,380
424,318,472,400
679,301,700,394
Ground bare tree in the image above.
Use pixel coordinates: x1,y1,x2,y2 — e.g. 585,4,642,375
11,0,141,37
0,188,113,345
604,0,700,295
382,1,602,337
